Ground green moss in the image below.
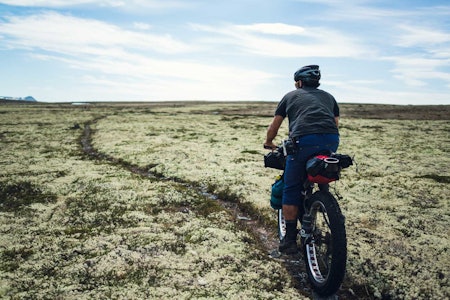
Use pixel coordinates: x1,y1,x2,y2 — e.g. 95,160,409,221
0,247,34,272
195,199,224,217
63,226,94,236
0,181,57,211
241,149,260,155
416,174,450,184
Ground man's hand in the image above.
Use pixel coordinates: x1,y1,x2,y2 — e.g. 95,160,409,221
263,142,277,150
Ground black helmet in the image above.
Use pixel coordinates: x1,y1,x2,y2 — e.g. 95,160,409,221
294,65,321,82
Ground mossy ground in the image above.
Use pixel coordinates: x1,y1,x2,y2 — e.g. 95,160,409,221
0,102,448,299
0,103,302,299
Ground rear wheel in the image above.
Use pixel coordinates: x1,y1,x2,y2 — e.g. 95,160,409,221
302,191,347,297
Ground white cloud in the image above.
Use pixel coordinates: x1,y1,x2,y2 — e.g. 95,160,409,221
396,24,450,48
191,23,370,58
80,72,269,101
385,55,450,86
0,0,109,7
0,11,275,101
133,22,151,30
305,2,450,92
63,50,275,101
293,0,414,23
59,50,273,84
235,23,305,35
0,12,192,54
330,80,450,105
0,0,187,8
382,22,450,88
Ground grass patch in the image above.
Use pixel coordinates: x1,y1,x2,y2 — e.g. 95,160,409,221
0,247,34,272
241,149,260,155
0,181,57,211
416,174,450,184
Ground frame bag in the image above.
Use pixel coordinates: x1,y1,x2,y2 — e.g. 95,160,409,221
270,174,284,210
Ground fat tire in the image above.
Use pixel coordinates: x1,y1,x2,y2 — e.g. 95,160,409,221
303,191,347,297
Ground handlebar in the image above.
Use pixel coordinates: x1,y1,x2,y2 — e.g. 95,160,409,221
265,139,298,157
264,144,284,157
264,144,283,152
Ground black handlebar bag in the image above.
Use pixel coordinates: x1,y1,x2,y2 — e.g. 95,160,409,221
264,151,285,170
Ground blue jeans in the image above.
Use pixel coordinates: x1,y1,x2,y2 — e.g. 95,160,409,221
282,134,339,206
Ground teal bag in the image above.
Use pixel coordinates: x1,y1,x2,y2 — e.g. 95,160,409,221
270,174,284,210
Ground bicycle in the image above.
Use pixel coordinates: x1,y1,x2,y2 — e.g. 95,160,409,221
265,142,353,297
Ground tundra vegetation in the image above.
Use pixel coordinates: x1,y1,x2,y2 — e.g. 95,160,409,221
0,101,448,299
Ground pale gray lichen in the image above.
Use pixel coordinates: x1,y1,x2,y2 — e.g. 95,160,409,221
1,103,448,299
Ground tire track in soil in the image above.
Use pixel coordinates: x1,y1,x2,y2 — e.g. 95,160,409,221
80,118,364,300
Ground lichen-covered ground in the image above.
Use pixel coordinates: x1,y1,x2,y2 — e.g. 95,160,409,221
0,101,449,299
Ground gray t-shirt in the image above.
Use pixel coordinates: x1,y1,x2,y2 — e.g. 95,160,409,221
275,87,339,138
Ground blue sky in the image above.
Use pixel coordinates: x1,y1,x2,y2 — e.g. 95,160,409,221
0,0,449,104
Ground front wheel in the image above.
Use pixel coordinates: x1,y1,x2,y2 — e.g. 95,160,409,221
302,191,347,297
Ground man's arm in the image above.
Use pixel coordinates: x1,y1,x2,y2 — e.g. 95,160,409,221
264,115,284,149
333,99,339,128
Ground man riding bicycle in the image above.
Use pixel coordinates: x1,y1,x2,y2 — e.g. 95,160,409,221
264,65,340,254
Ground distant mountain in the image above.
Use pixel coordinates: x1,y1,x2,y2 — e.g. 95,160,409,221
24,96,37,102
0,96,37,102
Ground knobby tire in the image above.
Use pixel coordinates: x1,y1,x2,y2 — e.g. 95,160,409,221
303,191,347,297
